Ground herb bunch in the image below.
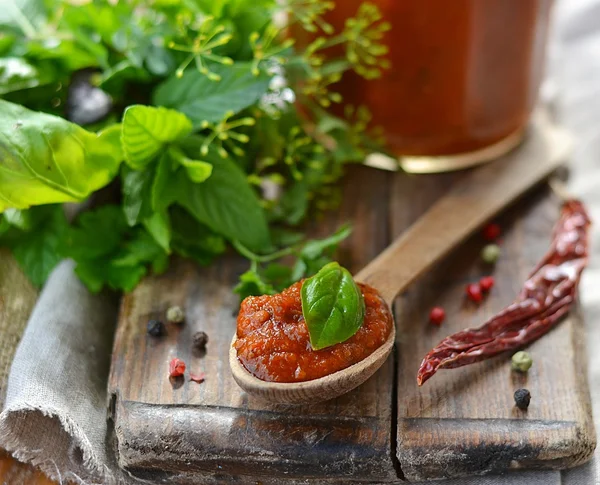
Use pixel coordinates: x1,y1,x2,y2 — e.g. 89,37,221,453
0,0,390,296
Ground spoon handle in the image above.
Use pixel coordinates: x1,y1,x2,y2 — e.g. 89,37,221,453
354,119,571,306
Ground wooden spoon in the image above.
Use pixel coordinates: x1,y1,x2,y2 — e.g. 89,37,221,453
230,117,571,403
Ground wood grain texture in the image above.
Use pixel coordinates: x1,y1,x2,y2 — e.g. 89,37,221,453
0,249,38,408
108,166,398,483
108,120,594,482
393,187,596,481
0,252,52,485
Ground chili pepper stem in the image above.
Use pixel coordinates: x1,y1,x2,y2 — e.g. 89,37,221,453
548,177,571,202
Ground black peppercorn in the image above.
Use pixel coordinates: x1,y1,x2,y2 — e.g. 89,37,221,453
193,331,209,350
514,388,531,410
147,320,164,337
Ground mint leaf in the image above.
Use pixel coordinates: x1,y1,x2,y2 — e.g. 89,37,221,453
0,205,68,287
168,146,213,183
143,210,171,253
175,143,270,251
301,262,365,350
0,100,122,212
170,207,226,266
122,165,153,226
153,63,271,126
121,105,192,169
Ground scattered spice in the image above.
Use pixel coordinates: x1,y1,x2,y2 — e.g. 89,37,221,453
481,244,500,264
511,351,533,372
417,200,590,386
465,283,483,303
429,307,446,326
193,331,209,350
479,276,495,292
169,358,186,378
166,305,185,324
514,388,531,410
190,371,206,384
483,223,501,241
147,320,164,337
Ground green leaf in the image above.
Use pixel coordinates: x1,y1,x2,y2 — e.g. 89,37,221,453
63,205,168,292
301,261,365,350
121,105,192,169
64,206,128,260
301,224,352,260
153,63,271,126
151,152,172,211
0,0,47,33
0,57,53,95
0,100,122,212
143,210,171,253
233,267,276,301
175,143,270,251
122,165,153,226
171,207,226,265
0,205,68,287
168,146,213,183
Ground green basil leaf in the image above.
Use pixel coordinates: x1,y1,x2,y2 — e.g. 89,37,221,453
0,0,47,32
153,63,271,126
121,105,192,169
301,261,365,350
0,100,121,212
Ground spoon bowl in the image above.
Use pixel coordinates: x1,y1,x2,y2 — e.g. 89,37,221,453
229,324,395,404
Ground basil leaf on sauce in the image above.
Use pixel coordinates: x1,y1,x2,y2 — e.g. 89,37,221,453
301,262,365,351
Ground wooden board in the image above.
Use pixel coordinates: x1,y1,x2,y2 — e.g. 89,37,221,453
108,144,595,482
391,180,596,481
109,166,399,484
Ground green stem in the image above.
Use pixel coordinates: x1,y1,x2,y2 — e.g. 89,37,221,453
232,240,296,263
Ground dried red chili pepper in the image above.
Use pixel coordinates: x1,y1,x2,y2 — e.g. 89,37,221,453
417,200,590,386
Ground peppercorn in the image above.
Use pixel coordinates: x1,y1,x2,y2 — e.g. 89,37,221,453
429,307,445,326
511,351,533,372
466,283,483,303
147,320,164,337
481,244,500,264
483,223,501,241
479,276,495,292
193,331,209,350
169,358,186,378
514,388,531,410
166,305,185,324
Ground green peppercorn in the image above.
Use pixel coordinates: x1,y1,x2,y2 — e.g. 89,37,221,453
481,244,500,264
166,305,185,324
514,388,531,410
511,351,533,372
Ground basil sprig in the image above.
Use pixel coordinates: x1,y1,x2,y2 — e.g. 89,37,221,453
301,262,365,350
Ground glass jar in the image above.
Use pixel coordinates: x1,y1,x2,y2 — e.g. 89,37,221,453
324,0,553,172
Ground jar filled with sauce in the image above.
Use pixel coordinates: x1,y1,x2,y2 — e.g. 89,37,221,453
323,0,554,172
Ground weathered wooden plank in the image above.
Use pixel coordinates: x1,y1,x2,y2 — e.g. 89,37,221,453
108,166,398,482
392,186,596,480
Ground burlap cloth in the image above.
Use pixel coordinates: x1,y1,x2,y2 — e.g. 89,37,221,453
1,0,600,483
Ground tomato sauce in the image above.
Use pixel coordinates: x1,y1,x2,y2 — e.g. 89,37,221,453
235,281,393,383
322,0,553,157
